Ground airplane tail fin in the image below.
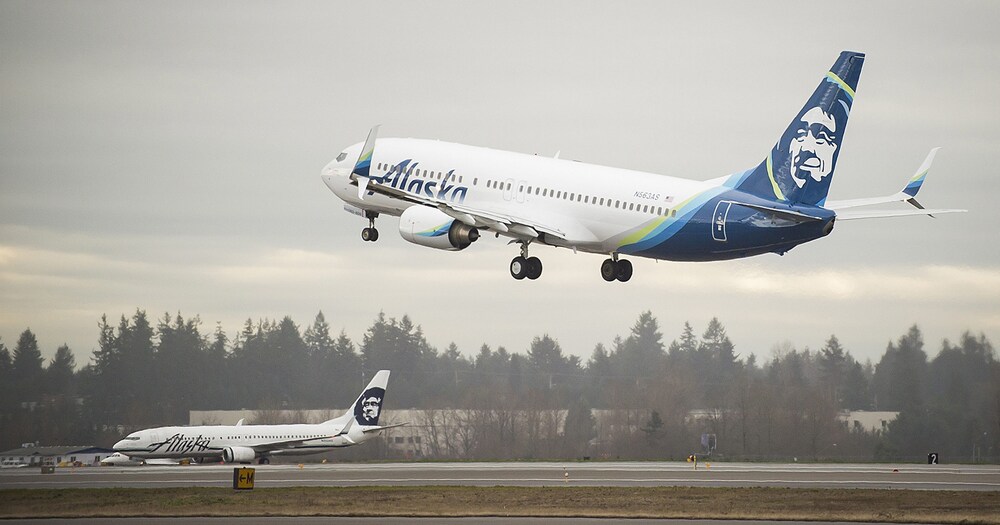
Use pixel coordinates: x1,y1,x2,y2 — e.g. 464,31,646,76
324,370,390,426
730,51,865,207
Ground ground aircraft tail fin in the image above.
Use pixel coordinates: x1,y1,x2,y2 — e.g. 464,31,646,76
323,370,390,426
730,51,865,207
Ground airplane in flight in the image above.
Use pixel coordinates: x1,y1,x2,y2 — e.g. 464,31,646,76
321,51,964,282
113,370,402,464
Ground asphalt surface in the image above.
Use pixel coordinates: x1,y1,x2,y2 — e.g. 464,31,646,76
3,516,940,525
2,461,999,491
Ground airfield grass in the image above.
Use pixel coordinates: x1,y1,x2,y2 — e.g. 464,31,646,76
1,486,999,523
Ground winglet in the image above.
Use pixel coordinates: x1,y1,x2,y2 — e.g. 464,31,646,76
353,125,380,199
902,147,940,198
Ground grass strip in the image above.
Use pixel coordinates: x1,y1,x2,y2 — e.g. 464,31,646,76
1,486,998,523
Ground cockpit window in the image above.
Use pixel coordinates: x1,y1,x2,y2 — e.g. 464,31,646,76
336,152,348,162
125,435,140,440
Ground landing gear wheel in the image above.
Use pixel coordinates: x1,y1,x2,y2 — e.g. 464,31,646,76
258,457,270,465
510,256,528,280
600,259,617,282
362,211,380,242
526,257,543,280
615,259,633,282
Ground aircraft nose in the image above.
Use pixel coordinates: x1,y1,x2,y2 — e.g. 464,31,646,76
112,439,126,451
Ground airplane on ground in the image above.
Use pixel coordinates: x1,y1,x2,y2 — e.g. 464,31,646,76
99,452,184,466
321,51,964,282
113,370,402,464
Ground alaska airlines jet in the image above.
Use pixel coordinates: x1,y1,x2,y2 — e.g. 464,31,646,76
99,452,183,466
322,51,964,282
113,371,402,464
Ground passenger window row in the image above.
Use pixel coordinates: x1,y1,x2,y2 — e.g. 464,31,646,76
482,179,677,218
375,162,677,218
376,162,464,185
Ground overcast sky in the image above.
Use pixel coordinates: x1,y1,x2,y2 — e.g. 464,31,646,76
2,1,998,366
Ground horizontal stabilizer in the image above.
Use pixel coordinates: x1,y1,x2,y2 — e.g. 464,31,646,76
362,422,408,434
836,208,966,220
826,148,941,210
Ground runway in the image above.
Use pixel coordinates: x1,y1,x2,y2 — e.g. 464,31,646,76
2,461,999,491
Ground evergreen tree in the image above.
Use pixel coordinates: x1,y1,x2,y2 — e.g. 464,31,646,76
873,325,927,411
0,339,13,412
361,313,434,407
585,343,612,404
304,311,335,358
268,316,310,405
155,312,206,422
563,399,596,456
12,329,44,401
615,311,665,379
699,318,738,407
527,335,566,376
45,344,76,397
304,312,336,406
205,323,230,407
818,335,847,406
668,321,698,359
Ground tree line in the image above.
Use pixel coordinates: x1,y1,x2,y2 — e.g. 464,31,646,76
0,310,996,462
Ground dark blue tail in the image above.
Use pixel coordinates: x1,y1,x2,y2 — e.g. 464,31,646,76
733,51,864,207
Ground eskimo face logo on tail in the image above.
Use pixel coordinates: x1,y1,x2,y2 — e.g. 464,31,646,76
354,387,385,425
789,106,838,188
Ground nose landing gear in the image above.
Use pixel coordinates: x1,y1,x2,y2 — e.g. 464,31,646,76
510,241,542,280
361,211,379,242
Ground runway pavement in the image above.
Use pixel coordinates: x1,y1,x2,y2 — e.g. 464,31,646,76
2,461,999,491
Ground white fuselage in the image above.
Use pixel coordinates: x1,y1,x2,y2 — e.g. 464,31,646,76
323,138,713,255
114,422,366,460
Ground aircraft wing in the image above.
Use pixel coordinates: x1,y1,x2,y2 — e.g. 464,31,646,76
358,174,596,243
825,148,966,219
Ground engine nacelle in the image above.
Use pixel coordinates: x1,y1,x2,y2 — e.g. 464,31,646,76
399,206,479,251
222,446,256,464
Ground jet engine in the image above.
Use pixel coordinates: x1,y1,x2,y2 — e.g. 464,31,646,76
399,206,479,251
222,446,256,464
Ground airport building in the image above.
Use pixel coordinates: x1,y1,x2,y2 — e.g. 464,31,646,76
0,444,116,467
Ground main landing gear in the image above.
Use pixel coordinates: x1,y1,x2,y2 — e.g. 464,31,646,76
509,241,542,280
601,255,633,282
258,456,270,465
361,211,379,242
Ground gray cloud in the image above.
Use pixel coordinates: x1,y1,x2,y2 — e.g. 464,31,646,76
2,0,997,363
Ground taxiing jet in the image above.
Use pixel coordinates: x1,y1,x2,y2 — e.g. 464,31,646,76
113,370,401,464
99,452,184,466
321,51,964,282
